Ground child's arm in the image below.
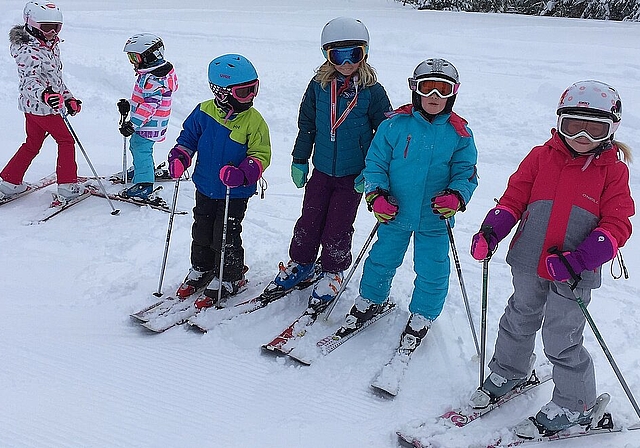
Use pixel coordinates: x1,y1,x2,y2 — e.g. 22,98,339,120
292,81,317,164
367,83,393,132
130,75,164,129
447,129,478,208
362,122,393,193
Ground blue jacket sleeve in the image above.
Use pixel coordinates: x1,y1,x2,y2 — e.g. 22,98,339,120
292,80,317,162
448,127,478,208
367,83,392,132
175,105,202,157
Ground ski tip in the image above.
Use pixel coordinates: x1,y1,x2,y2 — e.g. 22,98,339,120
371,383,398,398
111,209,121,215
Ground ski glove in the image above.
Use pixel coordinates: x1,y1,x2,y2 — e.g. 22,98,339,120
42,87,63,109
291,161,309,188
431,189,464,219
65,98,82,116
117,98,131,116
219,157,263,188
365,188,399,223
119,121,135,137
545,228,617,282
168,145,192,179
354,173,365,194
470,205,518,260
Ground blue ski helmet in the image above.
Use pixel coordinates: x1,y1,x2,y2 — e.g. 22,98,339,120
208,54,258,88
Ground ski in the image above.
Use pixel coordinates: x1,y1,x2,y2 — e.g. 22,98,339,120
188,266,323,332
107,162,174,184
87,186,187,214
140,295,201,332
482,393,630,447
0,173,57,206
370,349,412,398
261,308,321,355
396,366,553,447
286,302,397,365
27,191,92,224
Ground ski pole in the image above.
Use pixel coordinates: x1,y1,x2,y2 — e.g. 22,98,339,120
480,257,489,388
445,218,480,357
324,221,380,321
60,109,120,215
154,177,181,297
550,247,640,421
117,100,130,185
217,185,231,307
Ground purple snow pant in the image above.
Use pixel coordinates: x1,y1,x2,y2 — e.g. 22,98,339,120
488,268,596,412
289,169,361,273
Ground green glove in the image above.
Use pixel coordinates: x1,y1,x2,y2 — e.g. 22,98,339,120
291,162,309,188
354,173,365,194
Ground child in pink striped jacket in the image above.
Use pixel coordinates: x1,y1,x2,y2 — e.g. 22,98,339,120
118,33,178,201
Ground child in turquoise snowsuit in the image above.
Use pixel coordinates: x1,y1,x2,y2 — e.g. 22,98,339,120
343,58,478,357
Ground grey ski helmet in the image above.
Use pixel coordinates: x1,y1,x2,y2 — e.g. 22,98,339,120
23,2,63,41
123,33,165,69
412,58,459,83
320,17,369,50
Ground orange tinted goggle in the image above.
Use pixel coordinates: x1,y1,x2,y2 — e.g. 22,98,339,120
408,78,459,98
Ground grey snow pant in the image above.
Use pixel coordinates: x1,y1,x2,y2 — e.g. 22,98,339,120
488,268,596,412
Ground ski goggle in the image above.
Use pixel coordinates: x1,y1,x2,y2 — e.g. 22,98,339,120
209,79,259,103
323,45,367,66
127,52,143,64
408,77,459,98
38,22,61,39
557,114,613,143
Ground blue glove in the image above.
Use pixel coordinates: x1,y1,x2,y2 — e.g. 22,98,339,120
354,173,365,193
291,162,309,188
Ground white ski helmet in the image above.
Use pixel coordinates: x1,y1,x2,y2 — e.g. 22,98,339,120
412,58,459,83
557,80,622,124
123,33,165,69
320,17,369,50
23,2,63,39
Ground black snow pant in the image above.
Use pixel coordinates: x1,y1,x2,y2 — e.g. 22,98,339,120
190,190,248,282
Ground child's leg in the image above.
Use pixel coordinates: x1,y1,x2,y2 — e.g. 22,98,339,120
408,230,450,320
543,283,596,411
47,114,77,184
129,133,155,184
320,174,361,273
488,269,547,380
289,170,332,265
359,224,411,304
212,197,249,282
1,113,49,184
190,191,219,272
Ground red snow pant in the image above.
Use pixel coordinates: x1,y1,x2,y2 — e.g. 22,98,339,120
1,113,77,184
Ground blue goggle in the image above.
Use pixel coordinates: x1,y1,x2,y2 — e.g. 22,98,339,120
323,45,368,66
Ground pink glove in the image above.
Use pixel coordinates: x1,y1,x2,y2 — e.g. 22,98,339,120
365,189,399,223
42,87,63,109
65,98,82,116
470,206,518,260
431,190,463,219
168,145,192,179
219,157,263,188
545,228,617,282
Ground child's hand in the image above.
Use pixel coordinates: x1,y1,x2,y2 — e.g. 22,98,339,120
431,190,463,219
220,165,245,188
64,98,82,116
470,226,498,260
168,145,192,179
291,161,308,188
220,157,263,188
119,121,135,137
42,87,63,109
354,173,365,193
365,189,399,223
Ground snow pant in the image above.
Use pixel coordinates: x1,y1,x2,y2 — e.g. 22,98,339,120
488,268,596,411
190,190,248,282
359,224,450,321
129,133,155,184
289,169,361,273
1,113,77,184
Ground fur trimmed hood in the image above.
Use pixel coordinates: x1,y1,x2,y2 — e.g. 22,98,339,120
9,25,31,45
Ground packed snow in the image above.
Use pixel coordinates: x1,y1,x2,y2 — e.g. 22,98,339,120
1,1,639,447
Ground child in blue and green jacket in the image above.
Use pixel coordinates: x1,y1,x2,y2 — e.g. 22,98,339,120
343,58,478,359
167,54,271,308
270,17,392,313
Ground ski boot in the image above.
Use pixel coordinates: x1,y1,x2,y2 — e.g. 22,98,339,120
307,271,343,314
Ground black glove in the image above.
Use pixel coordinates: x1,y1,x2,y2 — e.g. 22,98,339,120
117,99,130,116
119,121,135,137
64,98,82,116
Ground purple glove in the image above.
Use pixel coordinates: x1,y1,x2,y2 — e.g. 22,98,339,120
365,189,399,223
470,206,518,260
220,157,263,188
431,190,464,219
545,228,617,281
168,145,192,179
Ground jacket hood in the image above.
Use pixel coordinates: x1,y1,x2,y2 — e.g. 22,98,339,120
9,25,30,45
